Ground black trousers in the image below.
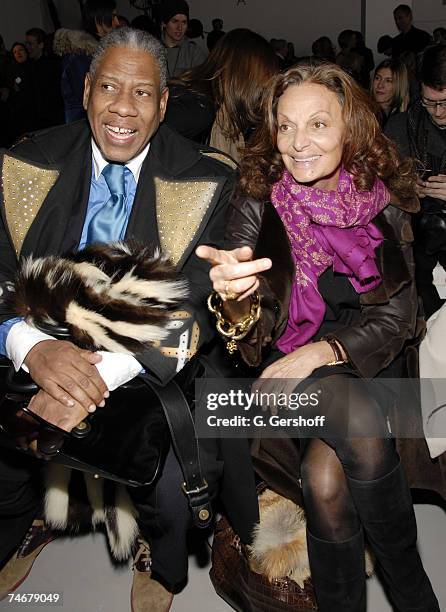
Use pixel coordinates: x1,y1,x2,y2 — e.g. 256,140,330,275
127,446,192,594
0,447,43,566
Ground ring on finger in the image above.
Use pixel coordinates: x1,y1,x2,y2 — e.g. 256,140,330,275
224,280,238,301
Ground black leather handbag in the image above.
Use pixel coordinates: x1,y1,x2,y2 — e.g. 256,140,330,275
0,353,170,487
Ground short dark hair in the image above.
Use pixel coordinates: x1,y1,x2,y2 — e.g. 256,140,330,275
377,35,393,54
338,29,355,50
419,44,446,89
25,28,46,44
82,0,117,37
393,4,411,16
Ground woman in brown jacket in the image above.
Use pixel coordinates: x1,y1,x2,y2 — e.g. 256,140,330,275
198,62,441,611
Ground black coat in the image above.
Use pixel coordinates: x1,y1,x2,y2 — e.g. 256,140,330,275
0,119,259,542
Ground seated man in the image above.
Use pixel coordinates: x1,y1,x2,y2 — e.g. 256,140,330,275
385,44,446,318
0,27,258,611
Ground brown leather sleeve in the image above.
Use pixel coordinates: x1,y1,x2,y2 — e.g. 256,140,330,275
330,205,421,378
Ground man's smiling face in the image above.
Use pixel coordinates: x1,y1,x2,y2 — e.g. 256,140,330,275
83,45,168,163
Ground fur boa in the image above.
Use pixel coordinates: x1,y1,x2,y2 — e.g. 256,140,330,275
249,489,374,587
44,464,138,560
11,241,188,354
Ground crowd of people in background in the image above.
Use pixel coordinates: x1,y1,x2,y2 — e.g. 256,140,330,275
0,3,437,142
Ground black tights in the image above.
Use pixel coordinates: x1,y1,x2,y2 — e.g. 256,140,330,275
300,374,399,542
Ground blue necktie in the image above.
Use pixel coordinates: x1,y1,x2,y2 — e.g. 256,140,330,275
87,163,127,244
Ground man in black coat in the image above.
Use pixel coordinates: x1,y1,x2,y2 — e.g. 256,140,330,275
385,44,446,318
0,27,258,611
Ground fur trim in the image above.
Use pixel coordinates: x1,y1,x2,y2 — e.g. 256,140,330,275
249,489,374,587
10,241,189,355
104,485,139,561
44,463,71,530
45,467,139,561
53,28,98,56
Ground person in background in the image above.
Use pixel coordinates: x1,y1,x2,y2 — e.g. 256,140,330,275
377,34,393,58
336,29,364,86
161,0,206,78
399,49,420,102
53,0,119,123
285,42,298,67
271,38,289,71
130,14,160,38
186,18,208,58
386,44,446,318
165,28,278,156
25,27,64,130
434,27,446,46
371,59,409,126
353,31,374,88
0,35,13,147
6,42,33,140
392,4,431,58
116,14,129,28
311,36,336,63
207,18,225,51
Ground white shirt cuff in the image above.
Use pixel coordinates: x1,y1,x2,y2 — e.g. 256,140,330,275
95,351,143,391
5,321,143,389
5,320,57,371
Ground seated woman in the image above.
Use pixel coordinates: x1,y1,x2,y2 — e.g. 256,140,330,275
198,62,442,611
371,59,409,126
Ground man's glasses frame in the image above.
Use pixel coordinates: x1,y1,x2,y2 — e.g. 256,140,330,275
421,97,446,109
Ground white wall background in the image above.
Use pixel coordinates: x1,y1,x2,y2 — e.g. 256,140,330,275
187,0,361,57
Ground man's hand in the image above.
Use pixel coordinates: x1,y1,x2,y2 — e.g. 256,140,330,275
196,245,272,301
24,340,109,411
28,389,90,432
417,174,446,201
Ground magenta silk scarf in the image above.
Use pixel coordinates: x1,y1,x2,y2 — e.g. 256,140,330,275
271,168,390,354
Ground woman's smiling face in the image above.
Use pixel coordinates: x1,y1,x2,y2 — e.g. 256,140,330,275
276,82,345,191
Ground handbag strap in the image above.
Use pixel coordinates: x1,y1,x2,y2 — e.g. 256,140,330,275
146,378,213,529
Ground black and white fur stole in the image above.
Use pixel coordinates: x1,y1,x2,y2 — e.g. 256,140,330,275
11,241,188,354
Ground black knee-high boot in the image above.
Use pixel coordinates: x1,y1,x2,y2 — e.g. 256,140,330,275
306,528,366,612
347,461,439,612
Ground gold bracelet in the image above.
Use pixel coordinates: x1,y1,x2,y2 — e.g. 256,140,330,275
207,291,261,354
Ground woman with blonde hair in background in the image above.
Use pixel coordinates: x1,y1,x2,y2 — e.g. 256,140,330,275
371,58,409,126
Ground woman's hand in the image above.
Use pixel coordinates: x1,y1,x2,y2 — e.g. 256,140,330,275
417,174,446,201
253,341,337,407
196,245,272,301
261,341,334,380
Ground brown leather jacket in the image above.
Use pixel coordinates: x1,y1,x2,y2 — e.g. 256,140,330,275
225,193,423,377
224,193,446,501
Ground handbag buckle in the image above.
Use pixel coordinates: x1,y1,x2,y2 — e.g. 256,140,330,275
181,479,208,496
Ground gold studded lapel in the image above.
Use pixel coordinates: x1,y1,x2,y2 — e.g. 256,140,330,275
154,176,220,266
1,154,59,257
